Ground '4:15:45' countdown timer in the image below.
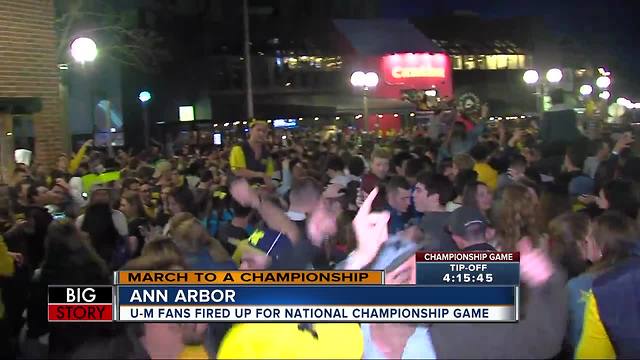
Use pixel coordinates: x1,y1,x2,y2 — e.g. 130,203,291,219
442,273,494,283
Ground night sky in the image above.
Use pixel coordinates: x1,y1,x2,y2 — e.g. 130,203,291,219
382,0,640,97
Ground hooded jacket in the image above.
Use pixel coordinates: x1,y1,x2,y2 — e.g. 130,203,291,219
429,269,568,358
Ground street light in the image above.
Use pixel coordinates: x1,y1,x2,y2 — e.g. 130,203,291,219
579,85,593,96
139,91,152,148
599,91,611,100
523,70,539,84
546,68,563,83
351,71,379,132
616,97,633,109
139,91,152,103
70,37,97,64
363,72,379,88
596,76,611,89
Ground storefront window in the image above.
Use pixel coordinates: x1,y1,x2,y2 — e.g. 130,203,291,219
464,56,476,70
458,54,529,70
452,55,463,70
284,56,342,71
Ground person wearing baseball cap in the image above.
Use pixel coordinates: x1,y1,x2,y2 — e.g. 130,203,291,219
448,206,496,252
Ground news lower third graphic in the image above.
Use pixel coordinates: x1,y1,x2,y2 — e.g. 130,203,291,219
47,254,520,323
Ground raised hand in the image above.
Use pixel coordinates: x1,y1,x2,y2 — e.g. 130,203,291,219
8,252,24,266
230,178,260,208
614,132,634,153
349,188,390,270
518,237,553,288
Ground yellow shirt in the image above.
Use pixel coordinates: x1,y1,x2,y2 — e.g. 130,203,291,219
0,236,16,319
575,291,616,359
473,162,498,190
144,203,157,220
229,145,274,176
179,345,209,359
218,323,364,359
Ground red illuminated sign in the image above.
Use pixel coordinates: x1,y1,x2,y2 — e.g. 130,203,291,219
391,66,445,79
381,53,448,84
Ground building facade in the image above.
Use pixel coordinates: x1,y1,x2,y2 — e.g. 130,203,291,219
0,0,63,165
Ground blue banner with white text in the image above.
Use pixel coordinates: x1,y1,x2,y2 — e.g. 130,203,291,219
117,285,516,306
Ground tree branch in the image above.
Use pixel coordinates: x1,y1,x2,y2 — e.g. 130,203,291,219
56,0,170,71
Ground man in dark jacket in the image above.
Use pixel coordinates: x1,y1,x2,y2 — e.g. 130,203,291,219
539,89,581,145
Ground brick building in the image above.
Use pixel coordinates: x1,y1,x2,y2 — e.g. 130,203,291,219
0,0,62,167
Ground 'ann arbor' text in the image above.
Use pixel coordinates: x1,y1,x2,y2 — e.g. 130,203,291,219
129,289,236,303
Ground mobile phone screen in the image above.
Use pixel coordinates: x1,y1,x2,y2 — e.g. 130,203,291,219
213,133,222,145
52,212,66,221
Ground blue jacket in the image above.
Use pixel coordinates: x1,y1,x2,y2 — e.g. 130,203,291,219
591,257,640,358
567,272,595,347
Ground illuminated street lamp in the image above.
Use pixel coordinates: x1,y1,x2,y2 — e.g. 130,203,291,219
522,70,539,84
616,97,633,109
138,91,152,103
363,72,379,88
351,71,379,132
599,91,611,100
139,91,152,148
579,85,593,96
350,71,366,88
545,68,563,83
596,76,611,89
70,37,97,64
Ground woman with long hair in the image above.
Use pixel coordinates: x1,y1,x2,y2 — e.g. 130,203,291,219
462,181,493,218
119,192,150,258
32,221,112,358
566,211,639,351
491,183,544,251
548,212,590,279
168,213,235,270
77,201,128,269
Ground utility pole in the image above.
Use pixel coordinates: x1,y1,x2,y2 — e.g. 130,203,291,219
243,0,254,119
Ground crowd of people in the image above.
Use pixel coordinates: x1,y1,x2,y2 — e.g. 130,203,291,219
1,90,639,359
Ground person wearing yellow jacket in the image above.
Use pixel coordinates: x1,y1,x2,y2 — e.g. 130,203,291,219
575,291,615,359
0,235,16,356
0,236,15,320
576,256,640,359
229,120,275,185
217,323,364,359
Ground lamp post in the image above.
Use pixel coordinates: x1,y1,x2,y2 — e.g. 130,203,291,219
351,71,379,132
68,37,98,154
579,85,593,96
523,68,563,119
70,37,98,64
139,91,152,149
